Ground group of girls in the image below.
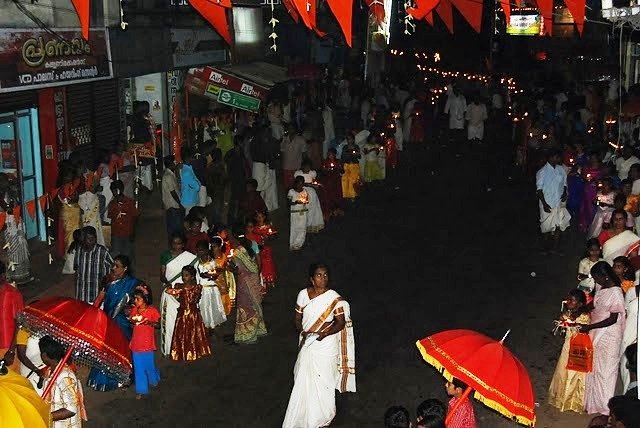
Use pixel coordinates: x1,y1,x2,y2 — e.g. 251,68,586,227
548,238,638,415
159,209,276,365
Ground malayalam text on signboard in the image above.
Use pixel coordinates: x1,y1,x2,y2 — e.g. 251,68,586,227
0,29,113,92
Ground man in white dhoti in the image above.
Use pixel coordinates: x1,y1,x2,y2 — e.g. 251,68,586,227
283,264,355,428
322,104,335,158
536,150,570,254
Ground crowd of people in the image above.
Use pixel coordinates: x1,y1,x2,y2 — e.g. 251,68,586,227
532,80,640,427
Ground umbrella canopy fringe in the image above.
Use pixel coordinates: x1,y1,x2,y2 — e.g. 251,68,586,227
415,340,536,427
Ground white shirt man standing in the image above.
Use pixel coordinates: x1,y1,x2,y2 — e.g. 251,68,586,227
444,89,466,141
536,150,570,254
466,98,488,143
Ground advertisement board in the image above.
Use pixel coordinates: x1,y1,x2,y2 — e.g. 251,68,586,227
185,66,268,112
507,14,541,36
0,29,113,93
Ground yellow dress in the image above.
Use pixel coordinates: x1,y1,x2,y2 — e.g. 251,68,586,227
548,312,591,413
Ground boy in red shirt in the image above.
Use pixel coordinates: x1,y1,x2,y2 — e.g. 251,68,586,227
129,285,160,399
108,180,139,265
445,378,477,428
184,216,209,254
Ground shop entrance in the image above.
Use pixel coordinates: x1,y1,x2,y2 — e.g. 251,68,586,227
0,109,45,241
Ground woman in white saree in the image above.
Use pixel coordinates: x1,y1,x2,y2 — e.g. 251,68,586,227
601,210,640,265
283,264,355,428
159,233,198,357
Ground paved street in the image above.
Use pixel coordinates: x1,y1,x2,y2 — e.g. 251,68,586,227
34,142,593,427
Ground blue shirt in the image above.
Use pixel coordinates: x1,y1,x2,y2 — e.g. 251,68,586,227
180,164,201,206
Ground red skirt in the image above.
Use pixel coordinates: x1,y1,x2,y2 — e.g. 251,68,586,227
259,244,277,287
318,172,343,212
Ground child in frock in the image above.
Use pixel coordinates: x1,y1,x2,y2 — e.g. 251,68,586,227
165,265,211,361
548,289,591,412
129,287,161,399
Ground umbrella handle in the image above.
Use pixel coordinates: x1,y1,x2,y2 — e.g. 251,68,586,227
445,386,473,426
42,345,74,400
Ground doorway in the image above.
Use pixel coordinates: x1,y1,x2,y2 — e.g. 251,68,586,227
0,109,45,241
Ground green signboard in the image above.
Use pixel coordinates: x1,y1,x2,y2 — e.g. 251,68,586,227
217,88,261,112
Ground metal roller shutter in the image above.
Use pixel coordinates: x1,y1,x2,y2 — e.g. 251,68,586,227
65,80,122,168
92,79,121,157
0,90,37,112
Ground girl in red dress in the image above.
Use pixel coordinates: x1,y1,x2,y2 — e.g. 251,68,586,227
253,211,278,290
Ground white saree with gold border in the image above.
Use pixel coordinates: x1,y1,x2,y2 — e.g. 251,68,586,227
283,289,355,428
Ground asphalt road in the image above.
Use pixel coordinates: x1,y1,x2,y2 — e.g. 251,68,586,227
80,141,593,427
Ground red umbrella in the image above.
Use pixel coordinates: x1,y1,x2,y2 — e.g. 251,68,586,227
416,329,535,426
17,297,132,398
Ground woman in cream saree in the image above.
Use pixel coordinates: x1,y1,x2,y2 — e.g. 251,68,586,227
283,264,355,428
159,234,198,357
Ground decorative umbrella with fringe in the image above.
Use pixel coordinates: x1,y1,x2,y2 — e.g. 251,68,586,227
16,297,132,398
416,329,536,427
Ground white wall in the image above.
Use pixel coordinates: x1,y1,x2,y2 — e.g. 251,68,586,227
133,73,168,148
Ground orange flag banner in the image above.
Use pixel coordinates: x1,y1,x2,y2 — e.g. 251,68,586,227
564,0,585,35
188,0,232,44
38,195,48,214
536,0,553,35
0,212,6,232
326,0,353,46
450,0,483,33
436,0,454,34
25,200,37,220
70,0,91,40
500,0,510,27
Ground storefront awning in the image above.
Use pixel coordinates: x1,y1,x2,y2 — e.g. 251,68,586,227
217,62,289,87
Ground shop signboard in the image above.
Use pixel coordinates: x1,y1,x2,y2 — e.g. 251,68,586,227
0,28,113,93
217,88,261,112
187,66,269,101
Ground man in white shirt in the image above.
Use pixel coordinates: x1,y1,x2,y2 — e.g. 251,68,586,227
444,88,466,143
536,150,570,254
616,145,640,180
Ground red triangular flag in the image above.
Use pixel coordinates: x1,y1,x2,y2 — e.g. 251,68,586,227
436,0,454,34
283,0,300,22
38,195,48,214
407,0,441,20
70,0,91,40
536,0,553,35
450,0,483,33
564,0,585,35
500,0,510,28
292,0,326,36
188,0,232,45
12,205,21,223
25,200,37,220
326,0,353,46
0,212,6,232
366,0,385,25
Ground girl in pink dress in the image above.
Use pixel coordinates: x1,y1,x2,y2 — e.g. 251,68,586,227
580,261,626,415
